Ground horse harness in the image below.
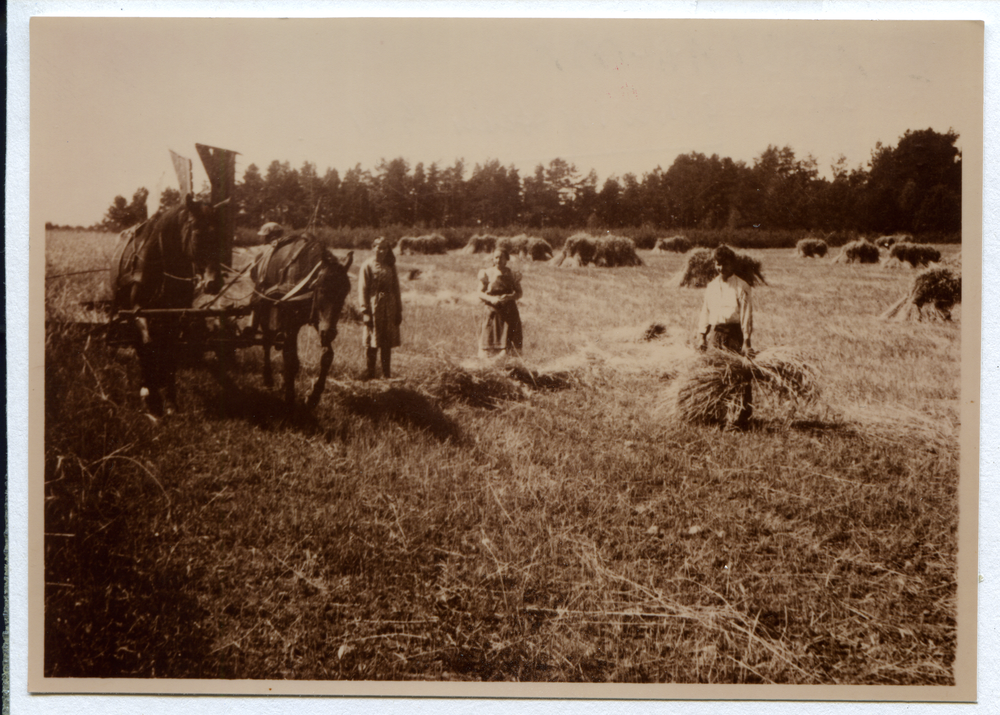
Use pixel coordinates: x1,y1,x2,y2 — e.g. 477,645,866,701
118,213,199,286
254,235,325,306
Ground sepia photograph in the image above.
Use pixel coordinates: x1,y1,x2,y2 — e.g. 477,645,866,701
22,10,983,702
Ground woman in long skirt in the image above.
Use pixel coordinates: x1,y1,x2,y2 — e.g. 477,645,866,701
359,237,402,378
477,247,523,359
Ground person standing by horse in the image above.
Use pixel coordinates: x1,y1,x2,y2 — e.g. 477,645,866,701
697,244,754,430
359,237,402,379
477,246,523,359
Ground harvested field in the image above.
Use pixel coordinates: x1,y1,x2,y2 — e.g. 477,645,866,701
43,231,964,685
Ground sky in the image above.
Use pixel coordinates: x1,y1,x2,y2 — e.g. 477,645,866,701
31,17,980,227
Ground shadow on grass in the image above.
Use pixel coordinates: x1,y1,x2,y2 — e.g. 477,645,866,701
196,381,323,434
45,550,213,678
336,384,461,442
750,417,855,435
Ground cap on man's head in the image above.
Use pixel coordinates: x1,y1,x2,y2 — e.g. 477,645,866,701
258,222,284,240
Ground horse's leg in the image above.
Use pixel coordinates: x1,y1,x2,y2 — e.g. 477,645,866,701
282,324,300,407
160,320,179,415
261,328,274,389
306,328,334,410
134,315,163,416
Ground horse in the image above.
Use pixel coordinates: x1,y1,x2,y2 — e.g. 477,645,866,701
109,193,224,416
250,233,354,409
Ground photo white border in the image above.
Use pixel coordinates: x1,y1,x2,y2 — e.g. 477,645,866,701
8,1,997,713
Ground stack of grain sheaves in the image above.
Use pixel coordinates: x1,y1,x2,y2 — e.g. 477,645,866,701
660,346,820,426
880,265,961,322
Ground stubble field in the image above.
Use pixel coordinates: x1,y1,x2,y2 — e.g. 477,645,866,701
43,229,962,684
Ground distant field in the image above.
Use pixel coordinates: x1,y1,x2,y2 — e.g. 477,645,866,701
44,230,961,683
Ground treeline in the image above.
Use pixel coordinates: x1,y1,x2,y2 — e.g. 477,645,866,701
87,127,961,240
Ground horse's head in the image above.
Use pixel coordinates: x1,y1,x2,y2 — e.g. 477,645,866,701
312,250,354,336
181,193,223,295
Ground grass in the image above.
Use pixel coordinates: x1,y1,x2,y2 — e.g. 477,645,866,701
43,231,961,683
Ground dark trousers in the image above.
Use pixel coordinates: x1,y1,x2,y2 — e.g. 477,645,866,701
366,347,391,378
707,323,753,427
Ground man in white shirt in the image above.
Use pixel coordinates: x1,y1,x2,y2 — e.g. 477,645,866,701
697,245,754,430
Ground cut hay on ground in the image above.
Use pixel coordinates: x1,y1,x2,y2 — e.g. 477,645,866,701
461,234,498,254
408,360,577,409
833,240,880,264
880,267,961,322
654,236,692,253
398,234,448,255
426,366,526,409
659,346,820,426
673,248,766,288
504,364,576,391
795,238,828,258
641,323,667,341
885,242,942,268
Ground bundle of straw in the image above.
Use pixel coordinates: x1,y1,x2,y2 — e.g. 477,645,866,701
875,234,910,249
412,362,527,409
398,234,448,255
594,235,644,267
497,235,530,256
461,234,498,254
833,240,880,264
654,235,692,253
660,346,820,425
526,237,553,261
887,242,941,268
675,248,766,288
795,238,828,258
879,266,961,322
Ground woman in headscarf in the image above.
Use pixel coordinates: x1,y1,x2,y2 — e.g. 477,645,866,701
359,237,402,379
477,246,523,359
